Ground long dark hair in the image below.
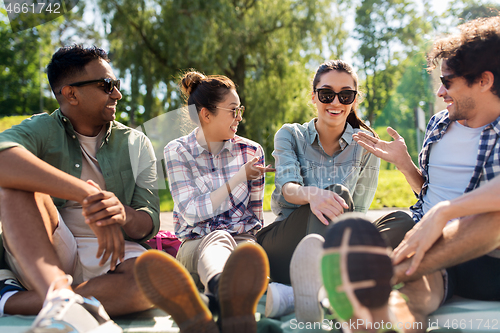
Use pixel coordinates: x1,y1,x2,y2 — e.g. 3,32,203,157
312,60,377,137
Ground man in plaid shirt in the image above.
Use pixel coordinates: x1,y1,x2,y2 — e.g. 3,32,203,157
352,16,500,331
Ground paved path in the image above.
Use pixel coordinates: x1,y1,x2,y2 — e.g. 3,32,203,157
159,208,411,231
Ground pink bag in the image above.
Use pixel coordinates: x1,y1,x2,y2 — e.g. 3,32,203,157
145,230,182,258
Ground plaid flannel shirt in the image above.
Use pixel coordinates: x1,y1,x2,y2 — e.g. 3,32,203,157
410,110,500,222
164,129,265,240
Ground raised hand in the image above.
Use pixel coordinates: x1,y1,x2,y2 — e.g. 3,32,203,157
239,157,276,181
353,127,412,169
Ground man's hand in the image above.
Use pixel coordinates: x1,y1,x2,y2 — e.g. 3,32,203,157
309,188,349,225
392,201,452,276
353,127,412,169
82,180,127,227
88,223,125,271
82,180,126,270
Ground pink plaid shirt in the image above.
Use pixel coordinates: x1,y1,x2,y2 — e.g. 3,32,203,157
164,129,265,240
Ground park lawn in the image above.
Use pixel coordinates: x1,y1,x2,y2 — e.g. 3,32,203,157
159,170,416,212
0,115,31,132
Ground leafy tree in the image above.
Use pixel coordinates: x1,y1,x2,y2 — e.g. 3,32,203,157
448,0,500,23
95,0,351,161
0,2,100,116
354,0,433,125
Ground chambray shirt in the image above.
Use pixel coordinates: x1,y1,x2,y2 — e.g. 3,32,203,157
271,119,380,222
0,109,160,243
164,129,265,240
410,110,500,223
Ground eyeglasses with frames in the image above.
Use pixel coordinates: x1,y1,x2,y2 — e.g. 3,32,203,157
439,74,459,90
314,88,357,105
59,78,121,95
215,105,245,118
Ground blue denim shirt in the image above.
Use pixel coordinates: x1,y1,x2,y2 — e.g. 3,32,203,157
271,119,380,221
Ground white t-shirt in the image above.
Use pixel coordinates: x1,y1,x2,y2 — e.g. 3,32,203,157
59,128,107,237
422,121,486,215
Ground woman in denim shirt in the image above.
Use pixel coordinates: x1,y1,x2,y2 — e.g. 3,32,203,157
257,60,380,288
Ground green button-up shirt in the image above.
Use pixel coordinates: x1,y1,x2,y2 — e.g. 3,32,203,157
0,109,160,243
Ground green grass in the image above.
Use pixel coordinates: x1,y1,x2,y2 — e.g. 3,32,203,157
0,115,30,132
159,170,416,212
370,170,416,209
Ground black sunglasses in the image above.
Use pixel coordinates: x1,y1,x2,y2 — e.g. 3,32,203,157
59,78,121,94
439,74,459,90
314,88,357,105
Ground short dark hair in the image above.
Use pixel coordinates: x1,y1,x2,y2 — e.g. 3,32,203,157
47,45,109,94
428,16,500,97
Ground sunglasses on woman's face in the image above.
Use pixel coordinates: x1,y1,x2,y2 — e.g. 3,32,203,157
314,88,357,105
59,78,121,95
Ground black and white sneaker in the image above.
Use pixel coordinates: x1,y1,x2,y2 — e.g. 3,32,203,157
321,213,393,324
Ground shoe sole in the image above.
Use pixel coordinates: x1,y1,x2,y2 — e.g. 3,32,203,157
218,242,269,333
290,234,324,323
321,215,393,322
134,250,218,333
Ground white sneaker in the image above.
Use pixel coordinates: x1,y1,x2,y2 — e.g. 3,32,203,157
290,234,325,323
264,282,295,318
26,275,122,333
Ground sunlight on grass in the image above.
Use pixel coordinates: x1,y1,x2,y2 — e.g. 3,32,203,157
0,115,30,132
370,170,416,209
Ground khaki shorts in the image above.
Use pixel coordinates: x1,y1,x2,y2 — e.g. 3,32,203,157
4,211,146,289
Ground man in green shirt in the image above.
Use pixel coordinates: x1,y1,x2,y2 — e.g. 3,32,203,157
0,45,160,332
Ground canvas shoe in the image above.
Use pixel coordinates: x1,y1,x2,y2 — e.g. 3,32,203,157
134,250,219,333
321,213,393,326
290,234,325,323
26,275,122,333
264,282,294,318
218,242,269,333
0,269,25,295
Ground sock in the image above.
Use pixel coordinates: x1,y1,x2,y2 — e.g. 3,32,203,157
207,273,221,318
0,290,19,316
207,273,221,298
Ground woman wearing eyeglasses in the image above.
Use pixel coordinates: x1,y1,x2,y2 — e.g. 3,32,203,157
155,71,275,331
256,60,380,319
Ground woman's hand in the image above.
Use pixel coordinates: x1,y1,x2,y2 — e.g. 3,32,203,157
309,187,349,225
237,157,275,181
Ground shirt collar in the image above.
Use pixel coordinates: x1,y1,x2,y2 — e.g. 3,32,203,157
189,128,235,158
307,118,353,149
486,114,500,136
55,109,112,143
